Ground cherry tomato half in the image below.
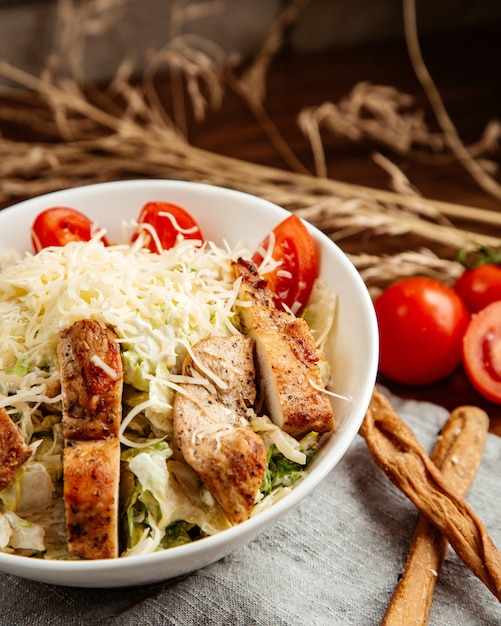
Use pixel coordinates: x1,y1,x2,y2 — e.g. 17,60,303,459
454,263,501,313
462,300,501,403
135,202,204,252
31,207,107,253
374,276,470,385
252,214,318,315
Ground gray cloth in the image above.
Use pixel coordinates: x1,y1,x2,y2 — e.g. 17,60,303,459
2,388,500,625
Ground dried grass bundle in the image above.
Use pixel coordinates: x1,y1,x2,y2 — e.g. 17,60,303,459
0,0,500,292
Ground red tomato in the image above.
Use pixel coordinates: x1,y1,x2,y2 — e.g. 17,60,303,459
454,263,501,313
252,214,318,315
374,277,470,385
31,207,107,253
135,202,203,252
462,301,501,403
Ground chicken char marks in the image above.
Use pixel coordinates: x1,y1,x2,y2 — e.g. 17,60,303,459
233,258,335,440
173,335,267,525
58,319,123,559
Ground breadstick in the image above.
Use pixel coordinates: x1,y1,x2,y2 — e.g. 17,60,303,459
359,389,501,602
381,404,489,625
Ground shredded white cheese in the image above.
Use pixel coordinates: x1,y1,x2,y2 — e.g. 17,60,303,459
90,354,119,380
0,239,239,365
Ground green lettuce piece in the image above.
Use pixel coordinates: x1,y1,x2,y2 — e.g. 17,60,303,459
120,441,173,551
122,350,151,392
160,520,203,549
260,446,305,496
120,442,231,556
260,432,319,497
6,359,29,377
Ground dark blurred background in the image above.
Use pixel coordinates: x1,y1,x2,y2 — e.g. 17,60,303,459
1,0,501,86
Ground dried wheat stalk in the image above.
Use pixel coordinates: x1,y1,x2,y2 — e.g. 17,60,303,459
0,0,500,291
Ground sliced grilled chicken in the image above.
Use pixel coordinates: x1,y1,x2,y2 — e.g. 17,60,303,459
58,319,123,441
0,408,32,492
173,335,266,525
63,438,120,559
58,319,123,559
233,258,335,440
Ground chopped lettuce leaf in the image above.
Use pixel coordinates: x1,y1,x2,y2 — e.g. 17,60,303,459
0,512,11,548
302,278,337,349
250,414,306,464
1,509,45,552
6,358,30,377
1,462,54,514
260,446,305,496
122,350,151,392
160,520,202,549
259,431,319,497
120,443,230,556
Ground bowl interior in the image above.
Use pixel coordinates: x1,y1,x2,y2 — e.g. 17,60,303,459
0,180,378,587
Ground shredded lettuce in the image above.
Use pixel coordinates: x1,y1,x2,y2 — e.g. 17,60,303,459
0,509,45,552
120,442,230,556
250,414,306,464
0,511,11,548
1,462,54,514
259,431,319,497
302,278,337,349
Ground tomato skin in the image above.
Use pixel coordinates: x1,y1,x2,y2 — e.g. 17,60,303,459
462,301,501,403
454,264,501,313
135,202,203,252
252,214,318,315
31,207,107,252
374,277,470,385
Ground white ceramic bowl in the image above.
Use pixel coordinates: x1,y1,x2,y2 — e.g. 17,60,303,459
0,179,378,587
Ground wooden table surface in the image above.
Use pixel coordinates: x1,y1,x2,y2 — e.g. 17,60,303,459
1,25,501,432
186,26,501,434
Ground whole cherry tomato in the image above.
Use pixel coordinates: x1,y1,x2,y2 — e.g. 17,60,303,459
31,207,108,253
462,300,501,403
252,214,318,315
454,263,501,313
374,276,470,385
135,202,204,252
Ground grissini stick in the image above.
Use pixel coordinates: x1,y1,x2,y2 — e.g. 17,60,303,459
381,404,489,626
359,389,501,603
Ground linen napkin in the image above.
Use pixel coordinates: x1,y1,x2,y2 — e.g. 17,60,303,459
1,387,500,625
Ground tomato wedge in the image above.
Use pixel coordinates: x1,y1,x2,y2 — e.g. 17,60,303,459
31,207,107,253
135,201,204,252
462,300,501,403
252,214,318,315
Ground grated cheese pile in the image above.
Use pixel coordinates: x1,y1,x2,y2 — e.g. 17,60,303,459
0,238,244,363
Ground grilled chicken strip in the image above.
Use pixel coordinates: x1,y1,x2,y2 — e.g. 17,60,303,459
0,407,32,492
173,335,267,525
58,319,123,441
58,319,123,559
233,258,335,440
63,438,120,559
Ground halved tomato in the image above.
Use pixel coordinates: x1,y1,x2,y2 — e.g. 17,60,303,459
135,202,204,252
31,207,107,253
462,300,501,403
252,214,318,315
